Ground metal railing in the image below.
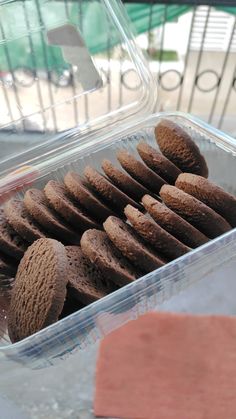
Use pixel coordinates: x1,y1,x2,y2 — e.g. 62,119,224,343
0,1,235,138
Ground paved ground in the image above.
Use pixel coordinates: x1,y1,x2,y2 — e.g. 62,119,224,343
0,52,235,162
0,256,236,418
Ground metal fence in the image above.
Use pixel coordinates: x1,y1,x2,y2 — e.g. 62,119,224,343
0,1,235,137
148,3,236,135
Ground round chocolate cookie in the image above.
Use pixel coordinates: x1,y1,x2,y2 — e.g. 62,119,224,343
64,172,114,223
102,159,150,201
84,166,142,214
117,149,167,194
66,246,114,305
0,275,15,294
155,119,208,178
160,185,231,239
81,230,138,287
0,252,17,277
137,141,181,184
124,204,190,260
104,216,164,273
0,208,27,260
8,238,68,343
142,194,209,248
175,173,236,228
24,189,80,245
44,180,100,232
4,199,46,243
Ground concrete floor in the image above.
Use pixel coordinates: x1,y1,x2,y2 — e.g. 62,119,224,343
0,256,236,419
0,52,235,158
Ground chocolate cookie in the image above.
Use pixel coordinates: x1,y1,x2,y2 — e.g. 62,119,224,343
0,275,14,293
142,194,209,248
24,189,80,245
104,216,164,273
137,141,181,184
175,173,236,228
44,180,100,232
59,296,85,319
8,238,68,343
84,166,142,214
81,230,138,287
64,172,114,222
66,246,114,305
155,120,208,178
0,208,27,260
4,199,46,243
160,185,231,239
102,159,149,201
117,149,167,194
0,252,17,277
124,205,190,260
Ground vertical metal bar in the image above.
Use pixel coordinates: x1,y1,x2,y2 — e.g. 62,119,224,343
119,47,123,107
106,17,112,114
177,7,196,110
148,1,159,109
147,1,154,56
156,4,168,110
35,0,58,132
208,16,236,124
64,0,79,127
157,4,168,84
187,6,211,113
0,1,14,126
218,66,236,130
22,0,47,131
79,0,89,123
0,18,25,129
0,71,14,125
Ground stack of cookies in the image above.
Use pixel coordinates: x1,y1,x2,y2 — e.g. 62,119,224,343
2,119,235,343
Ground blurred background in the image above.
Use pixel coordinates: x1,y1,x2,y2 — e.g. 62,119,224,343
0,1,235,158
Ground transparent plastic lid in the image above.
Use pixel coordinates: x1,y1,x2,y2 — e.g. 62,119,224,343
0,0,155,168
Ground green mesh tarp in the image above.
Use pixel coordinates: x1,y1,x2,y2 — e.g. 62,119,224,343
0,1,235,71
77,3,191,54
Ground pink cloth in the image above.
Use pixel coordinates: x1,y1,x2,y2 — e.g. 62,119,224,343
95,312,236,419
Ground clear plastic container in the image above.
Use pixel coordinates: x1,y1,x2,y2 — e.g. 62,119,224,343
1,112,236,371
0,0,236,375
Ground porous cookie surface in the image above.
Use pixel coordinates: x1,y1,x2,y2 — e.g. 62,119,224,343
44,180,100,232
81,230,138,287
66,246,114,304
104,216,164,273
155,120,208,178
124,205,190,260
64,172,114,222
160,185,231,239
142,195,209,248
84,166,142,214
8,238,68,343
0,252,17,277
0,208,27,260
117,149,167,194
24,189,80,244
4,199,46,243
102,159,149,201
137,141,181,184
176,173,236,228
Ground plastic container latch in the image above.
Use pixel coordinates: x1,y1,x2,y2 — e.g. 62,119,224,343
46,24,103,91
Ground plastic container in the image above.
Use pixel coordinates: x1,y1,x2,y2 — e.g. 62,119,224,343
0,0,236,374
